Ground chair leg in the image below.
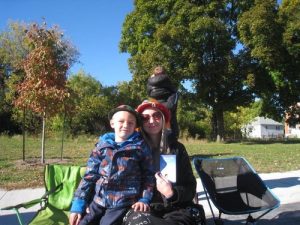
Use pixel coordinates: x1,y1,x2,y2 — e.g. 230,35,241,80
14,208,25,225
246,215,256,225
214,218,224,225
211,212,224,225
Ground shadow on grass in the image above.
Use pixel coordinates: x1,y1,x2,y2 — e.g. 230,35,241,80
229,139,300,145
189,153,233,161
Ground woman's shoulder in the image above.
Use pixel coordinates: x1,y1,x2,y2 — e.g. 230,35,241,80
168,139,187,153
167,132,184,147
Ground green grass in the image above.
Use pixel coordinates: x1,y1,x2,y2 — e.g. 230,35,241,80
1,135,300,190
183,139,300,173
0,135,96,190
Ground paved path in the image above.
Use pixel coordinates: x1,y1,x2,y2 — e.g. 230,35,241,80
1,170,300,225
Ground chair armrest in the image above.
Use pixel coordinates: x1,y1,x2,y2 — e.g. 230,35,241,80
1,197,46,210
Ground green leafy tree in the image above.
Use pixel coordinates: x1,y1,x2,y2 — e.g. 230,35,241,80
224,101,262,140
120,0,255,141
66,72,140,136
177,96,211,139
116,81,141,106
66,71,111,135
0,22,29,135
238,0,300,121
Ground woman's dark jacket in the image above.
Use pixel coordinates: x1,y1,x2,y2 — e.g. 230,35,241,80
151,138,196,211
147,74,180,137
147,74,178,111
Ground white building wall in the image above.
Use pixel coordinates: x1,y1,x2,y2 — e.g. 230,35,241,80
286,124,300,138
290,128,300,137
242,117,284,139
244,124,261,138
261,125,284,138
253,124,261,138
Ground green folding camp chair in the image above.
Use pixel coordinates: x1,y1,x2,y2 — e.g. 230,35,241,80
1,164,84,225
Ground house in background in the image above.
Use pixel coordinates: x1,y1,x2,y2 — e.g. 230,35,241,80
285,122,300,138
242,117,284,139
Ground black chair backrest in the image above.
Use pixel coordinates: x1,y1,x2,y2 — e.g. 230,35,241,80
193,157,280,214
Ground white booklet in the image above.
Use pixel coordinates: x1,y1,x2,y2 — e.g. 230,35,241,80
160,154,176,183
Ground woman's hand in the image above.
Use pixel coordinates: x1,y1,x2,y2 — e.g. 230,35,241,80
131,201,150,212
155,172,174,198
69,212,82,225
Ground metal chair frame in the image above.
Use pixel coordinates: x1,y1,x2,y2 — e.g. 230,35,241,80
193,157,280,225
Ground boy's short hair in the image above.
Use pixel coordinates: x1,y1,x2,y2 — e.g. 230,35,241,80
108,105,140,125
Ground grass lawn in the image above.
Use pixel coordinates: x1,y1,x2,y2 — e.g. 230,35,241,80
1,135,300,190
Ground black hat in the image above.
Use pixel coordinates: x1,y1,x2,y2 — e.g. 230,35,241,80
108,105,140,125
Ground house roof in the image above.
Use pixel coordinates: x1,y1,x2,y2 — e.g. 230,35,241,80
251,117,283,126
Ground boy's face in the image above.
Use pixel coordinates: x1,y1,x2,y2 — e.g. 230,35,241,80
110,111,137,142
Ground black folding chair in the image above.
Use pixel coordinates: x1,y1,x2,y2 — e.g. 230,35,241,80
193,157,280,225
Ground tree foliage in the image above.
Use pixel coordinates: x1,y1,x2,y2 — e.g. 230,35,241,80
8,21,79,162
0,21,78,135
177,94,211,139
14,22,77,116
66,71,111,135
224,101,262,139
1,2,299,142
0,22,29,134
120,0,256,141
238,0,300,121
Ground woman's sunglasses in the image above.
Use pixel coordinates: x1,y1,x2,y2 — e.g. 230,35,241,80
141,112,162,123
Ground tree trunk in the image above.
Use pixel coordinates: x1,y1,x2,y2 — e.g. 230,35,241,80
22,107,26,161
216,109,224,142
211,105,225,142
60,112,65,160
211,111,217,141
41,112,46,164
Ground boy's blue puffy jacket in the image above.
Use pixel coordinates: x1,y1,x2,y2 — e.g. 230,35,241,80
70,131,155,213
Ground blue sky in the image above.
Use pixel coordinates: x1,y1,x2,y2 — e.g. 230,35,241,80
0,0,134,86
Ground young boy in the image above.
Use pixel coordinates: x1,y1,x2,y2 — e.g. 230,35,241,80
69,105,155,225
147,66,179,138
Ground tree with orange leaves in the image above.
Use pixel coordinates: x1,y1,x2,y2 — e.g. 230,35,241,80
14,22,78,163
